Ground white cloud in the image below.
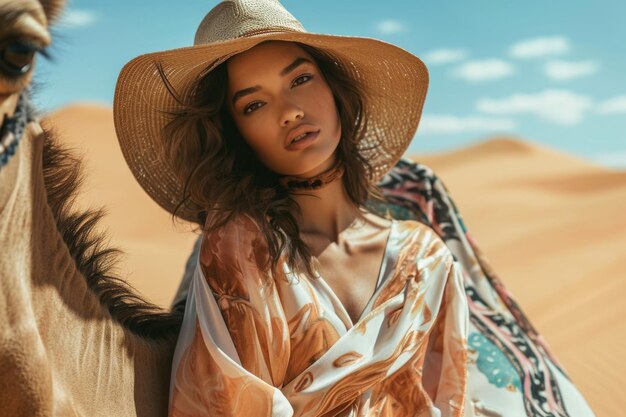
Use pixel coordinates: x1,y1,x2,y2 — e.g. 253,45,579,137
57,9,98,29
546,59,599,81
476,89,593,125
596,95,626,115
509,36,570,59
451,59,515,82
421,48,468,66
375,19,408,35
418,114,517,135
592,152,626,169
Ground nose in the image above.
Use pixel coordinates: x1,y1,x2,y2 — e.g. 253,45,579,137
279,100,304,127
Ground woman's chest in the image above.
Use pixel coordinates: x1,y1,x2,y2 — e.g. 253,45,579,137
275,238,397,383
315,249,383,324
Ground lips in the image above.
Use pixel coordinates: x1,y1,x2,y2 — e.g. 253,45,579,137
285,130,320,151
284,124,320,148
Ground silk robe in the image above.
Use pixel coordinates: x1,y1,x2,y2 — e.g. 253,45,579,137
169,215,470,416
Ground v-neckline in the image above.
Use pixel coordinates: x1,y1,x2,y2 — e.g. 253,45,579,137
312,219,396,328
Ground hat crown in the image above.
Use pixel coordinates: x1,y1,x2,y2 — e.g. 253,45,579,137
194,0,306,45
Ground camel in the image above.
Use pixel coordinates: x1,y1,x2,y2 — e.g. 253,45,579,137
1,1,593,416
0,1,181,416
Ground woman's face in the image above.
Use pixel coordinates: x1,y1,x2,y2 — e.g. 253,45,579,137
226,41,341,177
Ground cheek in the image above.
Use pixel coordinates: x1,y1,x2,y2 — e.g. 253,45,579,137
237,120,281,164
320,89,341,138
227,107,282,168
232,115,269,150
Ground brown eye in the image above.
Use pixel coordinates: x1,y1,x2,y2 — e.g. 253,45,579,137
0,40,42,77
292,74,313,87
244,101,264,114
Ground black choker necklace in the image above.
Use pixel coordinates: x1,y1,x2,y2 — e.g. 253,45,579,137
279,161,344,191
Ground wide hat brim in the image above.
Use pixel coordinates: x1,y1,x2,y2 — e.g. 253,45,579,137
113,30,429,223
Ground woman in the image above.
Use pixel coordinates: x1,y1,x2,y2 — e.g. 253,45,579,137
113,1,595,416
170,38,468,416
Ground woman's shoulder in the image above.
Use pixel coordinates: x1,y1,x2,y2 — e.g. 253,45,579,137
393,218,444,242
199,212,266,268
201,211,261,243
198,212,273,297
392,219,455,263
202,212,261,237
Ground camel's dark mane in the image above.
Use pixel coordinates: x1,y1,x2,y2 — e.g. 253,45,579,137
41,128,183,340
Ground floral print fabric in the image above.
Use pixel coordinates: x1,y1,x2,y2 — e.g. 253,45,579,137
169,216,470,416
374,159,595,417
169,158,596,417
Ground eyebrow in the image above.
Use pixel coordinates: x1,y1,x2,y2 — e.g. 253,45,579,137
231,57,314,106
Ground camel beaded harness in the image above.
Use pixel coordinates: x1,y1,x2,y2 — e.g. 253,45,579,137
0,91,32,171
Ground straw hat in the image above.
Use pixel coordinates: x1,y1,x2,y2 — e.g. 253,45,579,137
113,0,429,223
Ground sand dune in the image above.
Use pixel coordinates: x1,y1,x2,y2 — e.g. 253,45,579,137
416,138,626,417
42,104,624,417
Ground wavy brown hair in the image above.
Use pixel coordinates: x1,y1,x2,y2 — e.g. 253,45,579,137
157,40,382,278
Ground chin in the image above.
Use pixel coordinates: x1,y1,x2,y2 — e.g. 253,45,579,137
294,154,337,177
265,139,339,176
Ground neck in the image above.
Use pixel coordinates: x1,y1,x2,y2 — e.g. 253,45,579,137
290,176,362,244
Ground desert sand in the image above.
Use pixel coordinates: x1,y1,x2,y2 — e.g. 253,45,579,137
43,104,625,417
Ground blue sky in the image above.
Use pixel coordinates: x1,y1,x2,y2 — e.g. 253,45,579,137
34,0,626,168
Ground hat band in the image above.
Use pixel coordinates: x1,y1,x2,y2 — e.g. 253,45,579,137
238,26,301,39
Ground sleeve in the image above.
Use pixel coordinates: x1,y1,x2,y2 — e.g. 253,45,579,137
428,258,470,416
412,227,470,417
392,223,469,417
168,215,293,417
